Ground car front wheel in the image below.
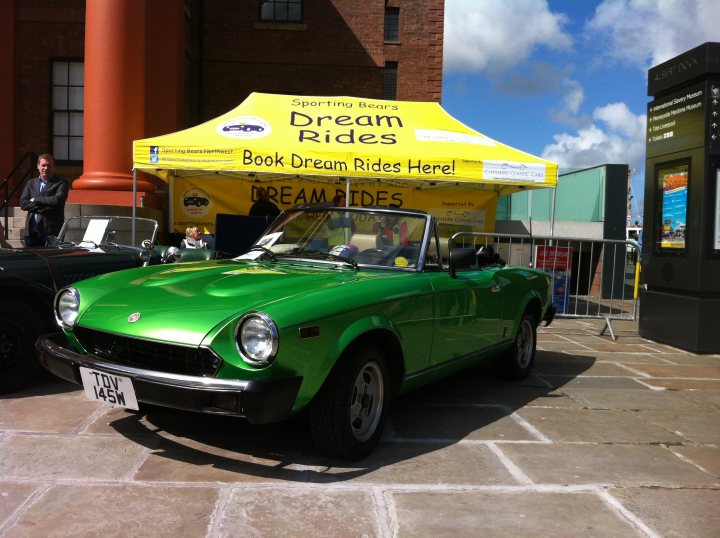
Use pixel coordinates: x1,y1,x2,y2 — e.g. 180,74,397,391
310,345,390,460
493,310,537,380
0,299,45,394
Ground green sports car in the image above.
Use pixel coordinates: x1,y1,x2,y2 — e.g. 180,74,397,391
38,205,555,459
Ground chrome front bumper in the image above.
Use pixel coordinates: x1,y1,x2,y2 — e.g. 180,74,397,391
36,333,301,423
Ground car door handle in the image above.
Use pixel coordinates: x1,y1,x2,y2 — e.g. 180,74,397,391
490,283,502,293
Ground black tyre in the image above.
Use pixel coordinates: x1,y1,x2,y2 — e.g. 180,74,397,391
310,345,390,460
0,299,46,394
493,310,537,380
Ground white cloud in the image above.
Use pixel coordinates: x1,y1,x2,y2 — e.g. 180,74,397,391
586,0,718,69
541,103,647,171
548,78,591,128
593,102,645,139
493,63,572,96
444,0,572,74
562,79,584,115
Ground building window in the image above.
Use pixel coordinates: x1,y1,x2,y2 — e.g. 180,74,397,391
260,0,303,22
52,60,84,162
383,62,398,100
384,7,399,42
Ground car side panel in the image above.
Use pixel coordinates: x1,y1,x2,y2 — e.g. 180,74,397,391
203,274,437,413
426,269,503,365
0,249,144,294
495,269,551,336
48,251,145,288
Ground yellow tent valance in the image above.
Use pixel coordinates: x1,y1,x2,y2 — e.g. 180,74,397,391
133,92,557,194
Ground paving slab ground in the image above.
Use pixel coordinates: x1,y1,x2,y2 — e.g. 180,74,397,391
1,318,718,537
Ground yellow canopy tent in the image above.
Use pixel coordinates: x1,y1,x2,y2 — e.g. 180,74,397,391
132,92,557,233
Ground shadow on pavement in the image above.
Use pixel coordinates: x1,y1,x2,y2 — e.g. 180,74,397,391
3,373,79,399
106,351,594,482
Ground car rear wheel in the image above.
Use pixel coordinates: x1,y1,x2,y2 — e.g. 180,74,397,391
0,299,45,394
493,310,537,380
310,345,390,460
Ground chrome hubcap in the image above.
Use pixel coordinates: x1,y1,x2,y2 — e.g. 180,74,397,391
350,361,384,442
516,320,534,369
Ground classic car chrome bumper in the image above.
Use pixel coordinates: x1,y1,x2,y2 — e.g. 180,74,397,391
36,334,302,424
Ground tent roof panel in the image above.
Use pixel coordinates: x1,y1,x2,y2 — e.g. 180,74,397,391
133,93,557,194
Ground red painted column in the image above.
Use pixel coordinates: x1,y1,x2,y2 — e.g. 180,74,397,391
70,0,155,204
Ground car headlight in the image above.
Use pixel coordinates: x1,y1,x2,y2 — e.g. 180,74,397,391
235,312,279,367
55,287,80,329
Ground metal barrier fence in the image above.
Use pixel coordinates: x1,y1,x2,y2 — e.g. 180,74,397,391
450,231,642,340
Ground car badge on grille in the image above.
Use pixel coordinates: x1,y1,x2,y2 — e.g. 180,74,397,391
128,312,141,323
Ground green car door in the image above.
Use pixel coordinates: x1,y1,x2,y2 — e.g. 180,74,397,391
427,267,503,365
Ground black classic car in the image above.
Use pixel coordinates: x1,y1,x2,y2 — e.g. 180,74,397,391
183,196,210,207
0,215,217,394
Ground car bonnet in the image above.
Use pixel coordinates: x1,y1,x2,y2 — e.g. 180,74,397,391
71,260,391,345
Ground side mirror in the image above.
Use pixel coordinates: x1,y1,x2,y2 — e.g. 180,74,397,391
477,244,503,267
448,247,477,278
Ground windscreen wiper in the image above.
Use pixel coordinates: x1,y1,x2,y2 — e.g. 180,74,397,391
291,249,358,269
246,246,278,262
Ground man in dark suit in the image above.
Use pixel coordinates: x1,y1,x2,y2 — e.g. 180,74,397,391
20,154,69,247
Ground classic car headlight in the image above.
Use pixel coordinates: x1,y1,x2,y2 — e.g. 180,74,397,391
235,312,279,366
54,287,80,329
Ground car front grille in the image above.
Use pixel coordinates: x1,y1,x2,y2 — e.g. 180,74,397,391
73,327,222,377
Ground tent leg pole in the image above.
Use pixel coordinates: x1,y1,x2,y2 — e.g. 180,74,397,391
550,186,557,239
132,168,137,246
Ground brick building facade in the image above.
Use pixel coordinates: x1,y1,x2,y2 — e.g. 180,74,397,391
1,0,444,205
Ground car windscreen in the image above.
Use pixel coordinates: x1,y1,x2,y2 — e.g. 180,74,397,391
58,216,158,247
247,208,428,269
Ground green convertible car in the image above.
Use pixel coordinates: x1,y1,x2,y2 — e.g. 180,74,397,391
38,205,555,459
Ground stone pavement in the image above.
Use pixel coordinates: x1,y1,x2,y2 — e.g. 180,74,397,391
1,318,719,537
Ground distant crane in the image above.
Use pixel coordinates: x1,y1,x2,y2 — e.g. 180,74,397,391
627,168,642,226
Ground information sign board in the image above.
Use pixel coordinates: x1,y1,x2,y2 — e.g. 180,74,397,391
657,164,688,251
715,169,720,251
646,81,706,157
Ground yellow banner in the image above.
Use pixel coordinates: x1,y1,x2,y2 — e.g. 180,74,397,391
172,176,498,235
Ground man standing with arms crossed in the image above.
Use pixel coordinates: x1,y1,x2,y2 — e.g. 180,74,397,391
20,154,69,247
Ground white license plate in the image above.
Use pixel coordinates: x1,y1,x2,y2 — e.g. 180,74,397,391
80,367,139,410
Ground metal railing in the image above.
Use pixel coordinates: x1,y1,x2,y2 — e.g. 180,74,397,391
2,152,38,240
451,231,642,340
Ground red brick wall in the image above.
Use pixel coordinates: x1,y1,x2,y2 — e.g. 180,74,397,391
7,0,445,180
13,1,85,180
385,0,444,102
198,0,443,120
0,0,16,180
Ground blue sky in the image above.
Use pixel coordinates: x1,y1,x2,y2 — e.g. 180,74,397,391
441,0,717,224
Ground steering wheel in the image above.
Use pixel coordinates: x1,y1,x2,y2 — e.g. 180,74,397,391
356,248,387,264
